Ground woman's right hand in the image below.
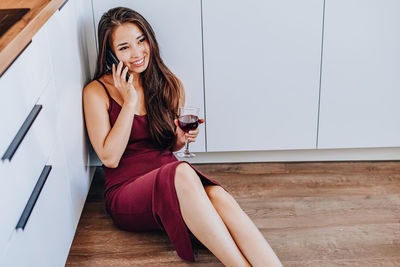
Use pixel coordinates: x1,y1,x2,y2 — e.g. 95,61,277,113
112,61,138,108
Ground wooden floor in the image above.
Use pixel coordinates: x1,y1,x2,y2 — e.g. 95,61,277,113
66,161,400,266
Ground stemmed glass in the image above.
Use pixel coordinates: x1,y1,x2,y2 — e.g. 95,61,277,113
176,107,200,158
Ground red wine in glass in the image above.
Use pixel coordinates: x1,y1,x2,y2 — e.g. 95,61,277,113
176,107,200,158
178,115,199,133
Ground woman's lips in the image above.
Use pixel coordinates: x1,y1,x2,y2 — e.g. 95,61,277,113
131,57,145,67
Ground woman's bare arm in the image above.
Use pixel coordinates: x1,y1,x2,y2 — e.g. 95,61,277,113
83,81,136,168
84,63,138,168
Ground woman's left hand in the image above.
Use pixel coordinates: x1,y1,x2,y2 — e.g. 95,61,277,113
174,118,205,144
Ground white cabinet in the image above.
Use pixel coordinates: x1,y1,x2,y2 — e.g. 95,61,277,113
0,82,56,256
88,0,400,159
202,0,324,151
0,19,56,256
317,0,400,149
92,0,206,152
46,0,93,227
0,0,94,265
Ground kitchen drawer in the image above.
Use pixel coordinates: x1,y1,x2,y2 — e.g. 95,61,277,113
0,81,57,254
0,147,74,267
0,17,54,155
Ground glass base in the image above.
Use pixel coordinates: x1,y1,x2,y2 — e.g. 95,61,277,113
176,151,196,158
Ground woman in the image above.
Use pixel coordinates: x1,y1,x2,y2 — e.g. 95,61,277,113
83,6,282,266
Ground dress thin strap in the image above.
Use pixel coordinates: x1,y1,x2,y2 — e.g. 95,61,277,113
96,79,111,99
96,79,112,111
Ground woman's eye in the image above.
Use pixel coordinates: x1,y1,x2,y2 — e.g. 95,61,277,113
139,37,146,43
119,46,128,51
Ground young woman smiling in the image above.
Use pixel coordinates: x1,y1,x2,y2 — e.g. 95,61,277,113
82,7,282,266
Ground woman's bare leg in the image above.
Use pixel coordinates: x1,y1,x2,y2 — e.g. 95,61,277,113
205,185,283,267
174,163,250,266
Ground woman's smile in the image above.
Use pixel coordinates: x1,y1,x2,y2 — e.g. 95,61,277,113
131,57,145,67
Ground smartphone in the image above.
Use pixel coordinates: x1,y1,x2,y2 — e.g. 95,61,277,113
106,49,130,81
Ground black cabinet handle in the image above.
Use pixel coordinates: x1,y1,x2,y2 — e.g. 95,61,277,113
0,40,32,78
16,165,52,230
58,0,69,11
2,104,42,161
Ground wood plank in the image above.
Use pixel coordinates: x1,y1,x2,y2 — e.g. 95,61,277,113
66,161,400,266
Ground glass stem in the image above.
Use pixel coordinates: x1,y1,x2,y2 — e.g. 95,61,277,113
184,137,190,155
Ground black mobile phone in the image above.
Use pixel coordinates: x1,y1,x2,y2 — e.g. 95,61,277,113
106,49,130,81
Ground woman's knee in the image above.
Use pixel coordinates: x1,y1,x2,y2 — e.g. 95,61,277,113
174,162,202,189
205,185,237,207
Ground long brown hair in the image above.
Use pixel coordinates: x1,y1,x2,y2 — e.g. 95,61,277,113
94,7,180,151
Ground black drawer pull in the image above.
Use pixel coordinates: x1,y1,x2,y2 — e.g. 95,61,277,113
58,0,69,11
2,104,42,161
0,40,32,78
16,165,52,230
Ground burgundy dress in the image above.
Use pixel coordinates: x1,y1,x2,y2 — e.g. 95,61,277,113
96,80,220,262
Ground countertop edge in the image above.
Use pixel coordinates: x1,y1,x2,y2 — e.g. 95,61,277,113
0,0,66,76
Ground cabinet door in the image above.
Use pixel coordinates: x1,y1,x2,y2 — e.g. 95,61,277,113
0,143,74,267
318,0,400,149
92,0,206,152
203,0,323,151
0,65,57,257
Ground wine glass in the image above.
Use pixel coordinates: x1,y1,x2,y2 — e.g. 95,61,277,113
176,107,200,158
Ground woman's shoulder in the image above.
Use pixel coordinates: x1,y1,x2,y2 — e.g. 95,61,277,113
83,78,109,108
84,78,104,93
84,77,110,97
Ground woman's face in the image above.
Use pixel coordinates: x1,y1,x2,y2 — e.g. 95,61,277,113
111,23,150,75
